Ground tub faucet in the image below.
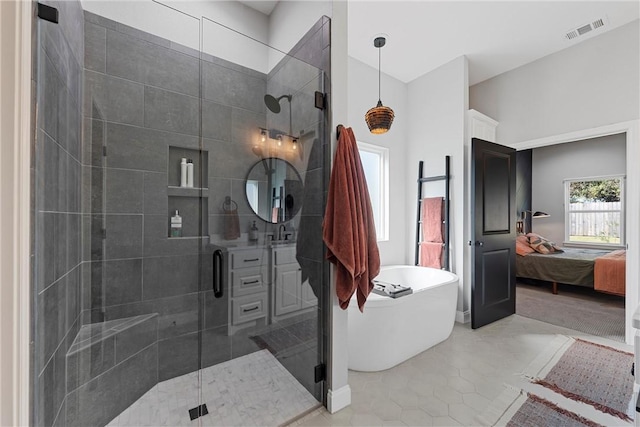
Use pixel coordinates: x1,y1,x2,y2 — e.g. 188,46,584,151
278,224,286,240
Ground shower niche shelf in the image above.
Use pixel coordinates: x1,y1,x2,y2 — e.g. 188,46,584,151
167,146,209,238
168,186,209,198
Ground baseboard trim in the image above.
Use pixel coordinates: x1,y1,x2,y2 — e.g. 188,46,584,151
456,310,470,324
327,385,351,413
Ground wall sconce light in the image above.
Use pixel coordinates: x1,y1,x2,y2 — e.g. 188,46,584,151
365,36,395,134
519,210,550,234
255,128,303,158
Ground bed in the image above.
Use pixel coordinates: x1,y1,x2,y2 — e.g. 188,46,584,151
516,247,619,294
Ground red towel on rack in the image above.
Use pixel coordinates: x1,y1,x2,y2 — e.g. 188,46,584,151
323,127,380,312
420,242,442,268
421,197,443,243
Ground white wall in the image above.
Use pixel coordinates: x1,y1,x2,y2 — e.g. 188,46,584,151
532,133,626,245
406,56,469,314
470,19,639,343
348,57,408,265
328,1,349,413
470,19,639,146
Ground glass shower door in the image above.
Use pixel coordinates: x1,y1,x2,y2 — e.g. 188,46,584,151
197,15,329,425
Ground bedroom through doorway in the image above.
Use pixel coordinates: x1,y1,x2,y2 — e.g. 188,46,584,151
514,131,628,343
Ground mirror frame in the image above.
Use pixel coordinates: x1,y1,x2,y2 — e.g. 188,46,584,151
245,157,303,223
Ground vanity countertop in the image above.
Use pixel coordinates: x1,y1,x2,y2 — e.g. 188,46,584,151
208,237,295,251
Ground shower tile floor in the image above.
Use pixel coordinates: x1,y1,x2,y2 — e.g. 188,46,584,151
106,349,319,426
290,314,634,426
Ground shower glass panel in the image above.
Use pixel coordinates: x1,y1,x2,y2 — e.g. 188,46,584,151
199,14,329,417
32,0,328,425
32,2,206,425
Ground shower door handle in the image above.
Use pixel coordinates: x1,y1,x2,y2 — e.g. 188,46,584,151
213,249,224,298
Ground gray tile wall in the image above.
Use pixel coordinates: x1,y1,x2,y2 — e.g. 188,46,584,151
80,11,270,393
32,1,84,426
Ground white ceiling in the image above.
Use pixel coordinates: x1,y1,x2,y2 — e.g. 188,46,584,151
238,1,639,86
348,1,639,85
237,0,279,15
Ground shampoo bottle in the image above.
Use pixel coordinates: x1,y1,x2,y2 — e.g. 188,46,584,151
180,158,187,187
186,159,194,188
249,221,259,242
170,210,182,237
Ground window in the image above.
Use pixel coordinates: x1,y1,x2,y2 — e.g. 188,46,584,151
564,175,625,246
358,141,389,241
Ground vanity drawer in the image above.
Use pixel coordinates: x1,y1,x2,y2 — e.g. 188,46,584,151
274,246,297,265
232,266,267,297
232,293,267,324
231,249,265,269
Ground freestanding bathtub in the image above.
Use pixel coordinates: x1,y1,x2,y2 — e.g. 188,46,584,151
348,265,459,372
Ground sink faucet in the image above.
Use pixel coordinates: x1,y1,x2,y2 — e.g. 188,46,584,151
278,224,286,240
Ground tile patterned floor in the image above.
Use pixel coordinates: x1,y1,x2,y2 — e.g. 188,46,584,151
106,349,320,426
291,314,634,427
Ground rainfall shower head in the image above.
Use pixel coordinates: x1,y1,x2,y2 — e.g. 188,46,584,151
264,94,292,114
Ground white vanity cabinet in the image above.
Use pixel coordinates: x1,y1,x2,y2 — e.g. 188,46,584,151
271,245,317,320
227,247,269,335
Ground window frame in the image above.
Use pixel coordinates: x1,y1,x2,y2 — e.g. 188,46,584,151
357,141,389,242
563,174,626,248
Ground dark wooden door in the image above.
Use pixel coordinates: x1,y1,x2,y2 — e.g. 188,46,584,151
471,138,516,329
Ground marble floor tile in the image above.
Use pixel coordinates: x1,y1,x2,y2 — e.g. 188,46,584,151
107,349,319,427
290,314,634,427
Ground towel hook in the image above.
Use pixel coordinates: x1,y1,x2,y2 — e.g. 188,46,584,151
222,196,238,212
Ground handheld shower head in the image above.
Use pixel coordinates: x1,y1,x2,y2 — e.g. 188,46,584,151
264,94,292,114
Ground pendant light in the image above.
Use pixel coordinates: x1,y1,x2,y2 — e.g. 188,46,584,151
365,36,395,134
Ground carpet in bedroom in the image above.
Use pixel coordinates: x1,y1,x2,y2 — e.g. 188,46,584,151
516,281,625,342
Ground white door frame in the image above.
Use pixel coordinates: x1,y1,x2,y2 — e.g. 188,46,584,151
509,120,640,345
0,1,33,425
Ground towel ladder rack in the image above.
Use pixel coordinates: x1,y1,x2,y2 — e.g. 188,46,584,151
415,156,451,271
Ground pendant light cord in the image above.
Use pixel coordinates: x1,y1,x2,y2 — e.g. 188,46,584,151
378,45,381,102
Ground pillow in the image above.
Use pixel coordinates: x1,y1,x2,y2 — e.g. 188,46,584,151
526,233,563,254
516,240,535,256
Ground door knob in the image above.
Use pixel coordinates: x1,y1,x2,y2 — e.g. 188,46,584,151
474,241,484,247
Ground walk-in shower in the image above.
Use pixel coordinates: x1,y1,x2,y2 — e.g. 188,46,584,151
31,1,330,425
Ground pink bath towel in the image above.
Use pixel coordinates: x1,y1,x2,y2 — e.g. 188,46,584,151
420,242,442,269
421,197,443,243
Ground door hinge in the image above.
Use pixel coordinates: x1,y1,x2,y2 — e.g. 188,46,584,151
314,363,326,383
314,91,326,110
188,404,208,421
102,228,107,239
103,146,107,157
37,3,59,24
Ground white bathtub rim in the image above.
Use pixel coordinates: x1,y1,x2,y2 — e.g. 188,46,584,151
348,265,459,309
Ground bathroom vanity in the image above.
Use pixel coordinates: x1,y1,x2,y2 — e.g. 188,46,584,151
271,244,317,320
212,241,317,335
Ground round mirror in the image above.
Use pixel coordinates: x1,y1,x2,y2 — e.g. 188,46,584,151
245,157,303,223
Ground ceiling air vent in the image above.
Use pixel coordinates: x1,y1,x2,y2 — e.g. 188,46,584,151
565,17,607,41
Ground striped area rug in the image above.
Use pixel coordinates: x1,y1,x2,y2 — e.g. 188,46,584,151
478,335,635,426
507,394,605,427
532,338,634,422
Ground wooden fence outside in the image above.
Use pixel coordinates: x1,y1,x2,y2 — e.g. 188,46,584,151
568,201,621,238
